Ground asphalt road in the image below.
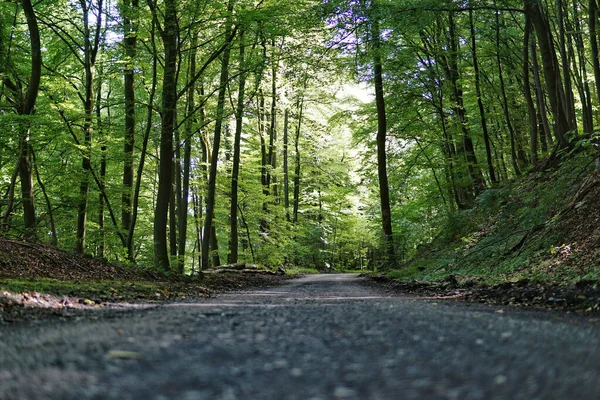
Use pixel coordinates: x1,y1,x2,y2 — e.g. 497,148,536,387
1,273,599,400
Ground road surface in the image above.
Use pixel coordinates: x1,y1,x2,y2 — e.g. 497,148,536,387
1,273,599,399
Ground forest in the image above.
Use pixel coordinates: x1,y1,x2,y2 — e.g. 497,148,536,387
2,0,600,280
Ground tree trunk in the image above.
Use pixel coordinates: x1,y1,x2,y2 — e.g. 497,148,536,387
526,0,572,147
469,9,497,184
153,0,178,271
96,69,106,258
569,0,593,133
523,14,539,164
589,0,600,120
76,0,103,254
201,0,234,271
495,6,522,176
127,18,157,261
447,12,484,198
228,29,247,264
293,97,303,224
283,108,290,219
18,0,41,240
530,35,553,149
268,49,278,201
556,0,577,129
121,0,138,235
177,32,198,274
371,16,395,267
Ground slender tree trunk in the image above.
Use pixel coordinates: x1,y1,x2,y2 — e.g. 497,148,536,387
293,97,303,224
76,0,103,254
268,48,278,201
18,0,41,240
526,0,572,146
372,16,395,267
229,29,247,264
448,11,484,197
570,0,593,133
495,7,522,176
469,9,497,184
523,14,539,164
556,0,577,129
127,19,157,261
153,0,178,271
530,35,553,149
283,108,290,219
201,0,234,270
169,170,177,257
122,0,138,235
258,88,270,232
32,150,57,246
210,224,220,268
96,71,106,258
589,0,600,120
177,32,198,274
199,83,208,269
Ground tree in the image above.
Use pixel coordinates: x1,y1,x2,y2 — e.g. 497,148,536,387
150,0,178,271
370,8,395,267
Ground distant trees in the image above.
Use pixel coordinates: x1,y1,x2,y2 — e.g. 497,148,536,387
0,0,371,272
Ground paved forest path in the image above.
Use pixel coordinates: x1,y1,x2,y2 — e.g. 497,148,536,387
1,273,599,399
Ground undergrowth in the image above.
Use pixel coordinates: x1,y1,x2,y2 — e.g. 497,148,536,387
392,144,600,287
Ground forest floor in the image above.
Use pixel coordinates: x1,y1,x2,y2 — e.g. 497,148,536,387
0,237,290,323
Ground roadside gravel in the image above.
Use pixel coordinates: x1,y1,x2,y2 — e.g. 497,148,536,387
1,274,599,399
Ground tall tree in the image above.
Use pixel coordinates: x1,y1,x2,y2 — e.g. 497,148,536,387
121,0,138,241
371,10,395,267
229,28,248,264
18,0,42,239
469,8,497,184
150,0,178,271
201,0,235,270
75,0,104,254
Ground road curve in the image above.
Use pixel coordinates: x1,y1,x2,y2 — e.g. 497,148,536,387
1,273,599,399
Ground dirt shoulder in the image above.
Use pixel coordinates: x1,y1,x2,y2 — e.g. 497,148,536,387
364,274,600,314
0,237,291,324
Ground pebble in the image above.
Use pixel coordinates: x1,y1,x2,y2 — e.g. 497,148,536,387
333,386,357,398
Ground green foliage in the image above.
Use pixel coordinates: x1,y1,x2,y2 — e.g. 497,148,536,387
391,148,600,286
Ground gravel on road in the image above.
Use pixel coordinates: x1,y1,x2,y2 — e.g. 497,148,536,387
1,273,599,400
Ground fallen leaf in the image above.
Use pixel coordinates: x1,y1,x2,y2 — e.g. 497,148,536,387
107,350,141,359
